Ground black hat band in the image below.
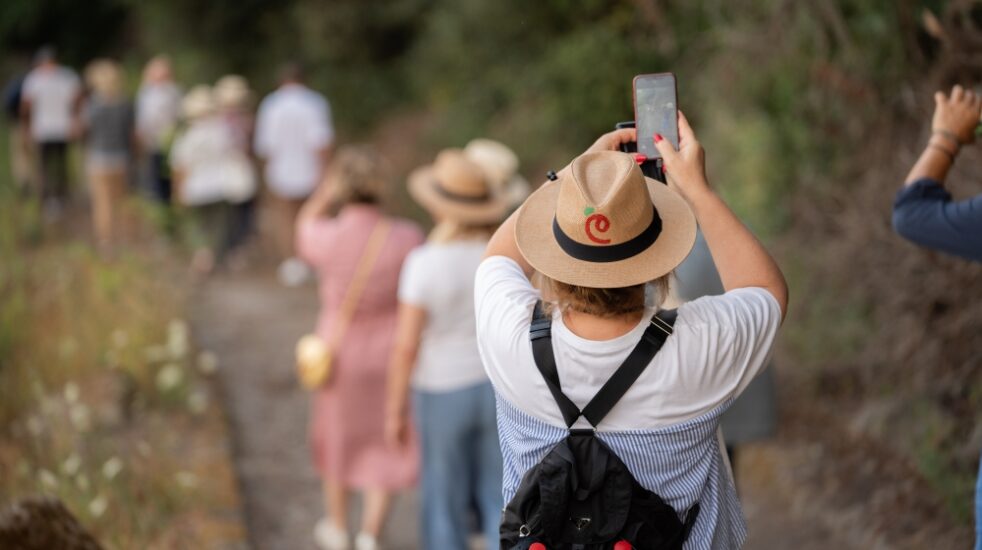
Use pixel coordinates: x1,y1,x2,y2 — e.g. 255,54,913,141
552,204,662,263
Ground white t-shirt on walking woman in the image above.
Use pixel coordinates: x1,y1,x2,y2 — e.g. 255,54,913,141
474,256,781,431
398,240,491,393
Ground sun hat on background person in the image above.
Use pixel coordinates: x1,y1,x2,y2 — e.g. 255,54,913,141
387,147,507,549
214,75,252,111
181,85,215,121
463,138,530,210
408,148,510,225
477,114,787,547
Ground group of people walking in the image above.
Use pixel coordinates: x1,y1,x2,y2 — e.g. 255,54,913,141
5,49,333,279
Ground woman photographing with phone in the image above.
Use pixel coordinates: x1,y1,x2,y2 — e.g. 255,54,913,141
477,113,787,548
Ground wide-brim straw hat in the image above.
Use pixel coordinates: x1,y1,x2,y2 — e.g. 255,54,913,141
182,85,215,120
464,139,530,208
214,75,251,109
516,151,696,288
409,148,511,224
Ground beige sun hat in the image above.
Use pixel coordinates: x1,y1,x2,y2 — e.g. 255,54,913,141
214,75,251,109
408,149,510,224
516,151,696,288
464,139,530,209
182,85,215,120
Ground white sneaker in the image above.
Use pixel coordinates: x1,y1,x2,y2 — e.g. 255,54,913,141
277,257,311,287
354,532,380,550
314,518,350,550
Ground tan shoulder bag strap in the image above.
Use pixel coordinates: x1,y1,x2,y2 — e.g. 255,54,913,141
329,220,392,349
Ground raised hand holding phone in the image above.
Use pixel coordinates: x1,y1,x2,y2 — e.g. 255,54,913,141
652,111,709,201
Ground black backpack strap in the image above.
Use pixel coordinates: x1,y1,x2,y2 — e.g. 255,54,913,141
529,301,582,428
579,309,677,427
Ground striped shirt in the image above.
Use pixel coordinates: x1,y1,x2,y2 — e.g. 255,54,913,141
475,257,782,549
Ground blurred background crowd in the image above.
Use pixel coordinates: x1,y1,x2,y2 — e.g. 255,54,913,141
2,1,982,549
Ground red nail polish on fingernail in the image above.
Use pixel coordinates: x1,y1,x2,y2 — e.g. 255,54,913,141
654,133,663,143
634,153,647,164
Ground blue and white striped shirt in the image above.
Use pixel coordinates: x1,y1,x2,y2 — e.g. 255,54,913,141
475,257,782,549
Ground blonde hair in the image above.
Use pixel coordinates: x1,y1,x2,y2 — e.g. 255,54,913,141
544,275,671,318
85,59,124,99
427,220,497,243
327,146,388,207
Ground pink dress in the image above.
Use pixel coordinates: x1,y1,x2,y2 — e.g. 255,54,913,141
297,204,424,489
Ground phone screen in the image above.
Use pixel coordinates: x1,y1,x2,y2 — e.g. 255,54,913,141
634,74,678,159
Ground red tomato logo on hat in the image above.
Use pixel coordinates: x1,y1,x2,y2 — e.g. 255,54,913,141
585,213,611,244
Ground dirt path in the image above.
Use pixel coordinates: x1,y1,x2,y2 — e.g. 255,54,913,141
192,272,417,550
192,269,860,550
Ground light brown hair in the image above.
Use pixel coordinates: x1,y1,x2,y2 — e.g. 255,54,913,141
545,275,671,318
328,145,388,208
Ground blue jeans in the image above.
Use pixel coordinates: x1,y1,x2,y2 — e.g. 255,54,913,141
976,454,982,550
414,382,503,550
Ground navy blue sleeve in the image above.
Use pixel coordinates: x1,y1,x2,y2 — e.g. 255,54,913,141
892,178,982,262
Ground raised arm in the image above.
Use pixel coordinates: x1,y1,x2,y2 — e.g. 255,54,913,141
904,85,981,186
654,112,788,318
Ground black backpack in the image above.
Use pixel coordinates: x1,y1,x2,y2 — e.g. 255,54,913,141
500,302,699,550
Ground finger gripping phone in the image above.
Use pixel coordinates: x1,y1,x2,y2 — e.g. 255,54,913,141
633,73,679,159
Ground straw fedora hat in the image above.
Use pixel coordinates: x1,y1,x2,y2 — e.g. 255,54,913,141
182,85,215,120
516,151,696,288
464,139,530,209
214,75,251,109
409,149,510,224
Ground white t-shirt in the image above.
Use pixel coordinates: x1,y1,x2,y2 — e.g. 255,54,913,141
398,240,491,392
22,66,81,142
171,116,255,206
254,84,334,199
474,256,781,431
136,82,182,150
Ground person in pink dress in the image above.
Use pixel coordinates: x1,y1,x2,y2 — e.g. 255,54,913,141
296,145,423,550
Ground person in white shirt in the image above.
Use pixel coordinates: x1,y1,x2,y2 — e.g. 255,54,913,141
385,144,524,550
20,46,81,212
477,113,788,548
136,55,182,203
254,63,335,285
170,85,252,274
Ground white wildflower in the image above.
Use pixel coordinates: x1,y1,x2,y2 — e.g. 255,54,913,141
175,471,198,489
102,457,124,480
187,388,209,415
69,403,92,431
196,351,218,375
64,382,80,404
167,319,190,360
88,495,108,518
38,469,58,490
61,453,82,476
156,363,184,392
111,329,129,349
